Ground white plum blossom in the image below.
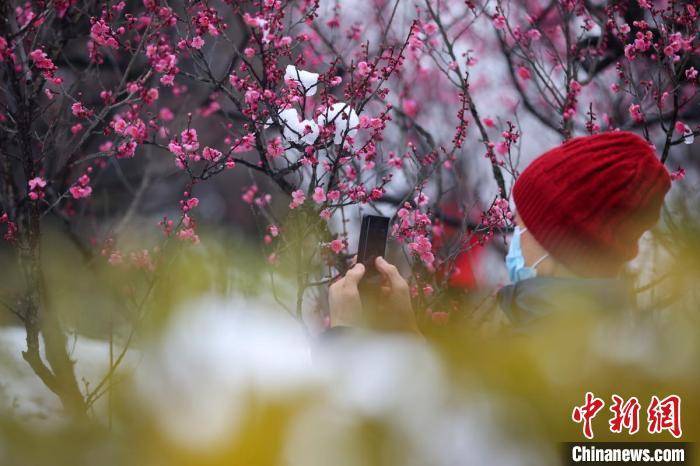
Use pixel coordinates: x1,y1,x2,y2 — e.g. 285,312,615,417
317,102,360,145
284,65,319,96
278,107,319,145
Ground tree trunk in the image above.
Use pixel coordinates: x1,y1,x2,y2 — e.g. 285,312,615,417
19,228,88,418
1,1,87,418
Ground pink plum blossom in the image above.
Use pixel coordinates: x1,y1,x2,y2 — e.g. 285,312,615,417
493,14,506,29
329,238,345,254
312,187,326,204
289,190,306,209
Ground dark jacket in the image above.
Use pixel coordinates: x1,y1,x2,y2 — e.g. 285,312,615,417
496,276,636,327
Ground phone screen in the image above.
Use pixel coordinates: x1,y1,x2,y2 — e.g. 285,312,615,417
357,215,390,275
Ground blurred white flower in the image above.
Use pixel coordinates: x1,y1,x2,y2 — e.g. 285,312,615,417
133,297,318,450
315,334,445,416
317,102,360,145
288,335,551,466
285,65,319,96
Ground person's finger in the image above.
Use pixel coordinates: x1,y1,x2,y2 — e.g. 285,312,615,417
350,255,358,266
329,276,344,293
329,271,344,285
380,285,391,295
344,262,365,286
375,256,404,288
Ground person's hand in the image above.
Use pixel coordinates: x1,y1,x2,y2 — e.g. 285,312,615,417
374,256,422,336
328,263,365,328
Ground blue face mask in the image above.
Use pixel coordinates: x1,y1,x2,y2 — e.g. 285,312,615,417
505,226,549,283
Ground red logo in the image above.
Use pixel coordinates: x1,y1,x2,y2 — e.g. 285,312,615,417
572,393,682,439
572,392,605,439
647,395,682,438
609,395,641,435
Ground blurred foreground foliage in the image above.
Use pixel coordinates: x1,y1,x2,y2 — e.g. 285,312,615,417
0,220,698,466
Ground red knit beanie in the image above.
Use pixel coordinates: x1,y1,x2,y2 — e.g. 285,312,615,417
513,131,671,277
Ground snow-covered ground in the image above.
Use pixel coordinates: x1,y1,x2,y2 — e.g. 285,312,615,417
0,325,139,423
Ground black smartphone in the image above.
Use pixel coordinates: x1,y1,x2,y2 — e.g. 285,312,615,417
357,215,390,277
